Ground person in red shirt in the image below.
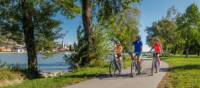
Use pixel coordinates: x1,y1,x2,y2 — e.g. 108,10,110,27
150,38,162,73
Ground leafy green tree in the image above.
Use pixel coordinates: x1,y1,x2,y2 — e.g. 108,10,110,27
176,3,200,57
0,0,79,76
105,8,140,51
65,0,141,67
146,7,181,55
81,0,140,66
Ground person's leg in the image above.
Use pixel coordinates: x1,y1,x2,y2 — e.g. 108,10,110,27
157,53,160,72
157,54,161,66
137,55,141,74
151,53,156,75
116,54,122,74
138,54,142,72
120,56,123,70
134,55,138,69
155,53,159,73
135,55,140,74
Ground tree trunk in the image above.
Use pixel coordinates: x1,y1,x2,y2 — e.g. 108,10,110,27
82,0,92,41
185,47,189,58
173,47,177,55
82,0,92,65
21,0,38,76
185,32,189,58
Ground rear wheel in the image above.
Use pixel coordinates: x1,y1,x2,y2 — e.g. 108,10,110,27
151,59,154,76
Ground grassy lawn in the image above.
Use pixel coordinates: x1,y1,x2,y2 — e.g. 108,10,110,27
2,67,108,88
162,56,200,88
2,57,131,88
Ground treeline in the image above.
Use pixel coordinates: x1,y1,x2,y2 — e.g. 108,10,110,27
0,0,141,76
146,4,200,57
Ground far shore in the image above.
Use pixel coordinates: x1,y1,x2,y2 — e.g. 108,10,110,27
0,51,73,54
0,52,26,54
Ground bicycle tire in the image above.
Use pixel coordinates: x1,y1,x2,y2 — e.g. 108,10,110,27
131,61,136,77
109,61,116,77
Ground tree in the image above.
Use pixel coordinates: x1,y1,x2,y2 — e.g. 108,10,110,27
106,8,140,51
0,0,79,77
81,0,140,66
65,0,141,67
176,3,200,58
146,7,181,55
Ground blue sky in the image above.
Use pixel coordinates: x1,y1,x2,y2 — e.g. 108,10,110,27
55,0,200,49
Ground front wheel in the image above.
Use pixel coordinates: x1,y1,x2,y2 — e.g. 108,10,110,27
109,61,116,77
131,61,136,77
151,60,154,76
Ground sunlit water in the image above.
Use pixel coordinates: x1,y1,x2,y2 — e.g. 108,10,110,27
0,53,70,72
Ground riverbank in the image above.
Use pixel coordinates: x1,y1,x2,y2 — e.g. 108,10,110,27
0,69,24,87
2,67,108,88
1,57,131,88
162,56,200,88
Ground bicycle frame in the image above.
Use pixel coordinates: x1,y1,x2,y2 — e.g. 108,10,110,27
109,55,122,76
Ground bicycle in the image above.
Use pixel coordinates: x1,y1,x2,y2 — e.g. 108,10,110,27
151,53,160,76
109,55,122,77
129,53,142,77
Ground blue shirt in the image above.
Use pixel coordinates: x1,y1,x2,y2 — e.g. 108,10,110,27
133,41,143,53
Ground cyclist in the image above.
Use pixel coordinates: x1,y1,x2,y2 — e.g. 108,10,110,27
114,41,123,74
150,38,162,73
132,35,143,74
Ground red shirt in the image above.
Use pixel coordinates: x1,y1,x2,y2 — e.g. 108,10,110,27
153,42,161,53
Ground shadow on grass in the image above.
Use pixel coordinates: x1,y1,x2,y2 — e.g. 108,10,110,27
170,64,200,70
160,67,170,72
16,69,41,79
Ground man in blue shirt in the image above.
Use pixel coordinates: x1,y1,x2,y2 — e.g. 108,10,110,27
133,36,143,56
132,35,143,74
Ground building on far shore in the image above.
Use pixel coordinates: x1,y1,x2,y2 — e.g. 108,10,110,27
0,40,26,53
0,46,12,52
13,44,26,53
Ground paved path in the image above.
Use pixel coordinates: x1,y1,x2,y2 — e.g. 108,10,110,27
64,59,168,88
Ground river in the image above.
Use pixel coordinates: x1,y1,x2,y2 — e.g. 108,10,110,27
0,53,70,72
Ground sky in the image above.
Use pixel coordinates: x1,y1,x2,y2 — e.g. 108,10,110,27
55,0,200,51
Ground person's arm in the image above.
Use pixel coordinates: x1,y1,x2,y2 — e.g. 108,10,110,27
120,45,123,54
149,44,154,53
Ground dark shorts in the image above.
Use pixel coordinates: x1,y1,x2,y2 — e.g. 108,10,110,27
153,53,160,57
116,53,122,58
134,52,141,59
135,52,142,56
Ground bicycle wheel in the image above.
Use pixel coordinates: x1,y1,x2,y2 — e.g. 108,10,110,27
131,61,136,77
116,60,122,74
109,61,117,77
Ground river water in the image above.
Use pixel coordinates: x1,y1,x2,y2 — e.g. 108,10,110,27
0,53,70,72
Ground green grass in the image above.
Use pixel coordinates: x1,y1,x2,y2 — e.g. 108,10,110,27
3,67,107,88
2,58,132,88
162,56,200,88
